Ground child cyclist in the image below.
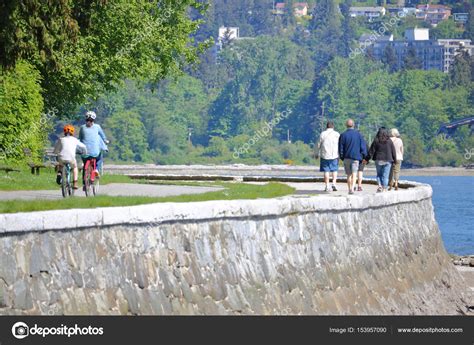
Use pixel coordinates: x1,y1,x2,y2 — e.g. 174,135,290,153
53,125,87,189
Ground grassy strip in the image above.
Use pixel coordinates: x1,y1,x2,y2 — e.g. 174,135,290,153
0,182,294,214
0,167,133,191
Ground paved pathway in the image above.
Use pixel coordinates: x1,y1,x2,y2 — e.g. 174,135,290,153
0,180,399,201
285,181,383,196
0,183,223,200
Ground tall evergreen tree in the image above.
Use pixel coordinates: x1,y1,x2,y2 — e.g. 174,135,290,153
284,0,296,27
304,0,344,143
340,0,355,58
449,50,472,87
382,45,398,72
402,46,423,70
465,7,474,42
309,0,344,73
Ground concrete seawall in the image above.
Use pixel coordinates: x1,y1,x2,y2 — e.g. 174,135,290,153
0,182,468,315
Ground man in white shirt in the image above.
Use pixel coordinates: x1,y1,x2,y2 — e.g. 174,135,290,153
318,121,340,192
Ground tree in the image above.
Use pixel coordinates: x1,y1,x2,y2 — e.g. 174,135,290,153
309,0,344,74
104,110,149,162
1,0,209,113
340,0,356,58
431,19,462,40
284,0,296,26
465,7,474,41
402,46,422,70
382,45,398,73
449,49,472,87
0,61,44,163
208,37,314,138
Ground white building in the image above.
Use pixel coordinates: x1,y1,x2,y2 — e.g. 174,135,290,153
218,27,240,42
349,6,386,19
404,28,430,41
437,39,474,73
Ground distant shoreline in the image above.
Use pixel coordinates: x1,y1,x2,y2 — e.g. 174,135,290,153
397,167,474,176
107,163,474,177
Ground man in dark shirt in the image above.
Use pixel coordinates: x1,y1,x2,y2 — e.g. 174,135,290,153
338,119,368,195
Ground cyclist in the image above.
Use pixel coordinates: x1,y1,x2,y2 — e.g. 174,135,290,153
53,125,87,189
79,111,108,179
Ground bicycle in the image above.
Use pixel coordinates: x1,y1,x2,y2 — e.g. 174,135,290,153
60,163,74,198
82,156,99,196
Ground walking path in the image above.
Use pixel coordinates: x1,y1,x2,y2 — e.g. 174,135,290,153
0,183,223,201
276,181,381,196
0,180,392,201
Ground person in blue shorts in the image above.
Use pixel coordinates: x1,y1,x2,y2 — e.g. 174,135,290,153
318,121,340,192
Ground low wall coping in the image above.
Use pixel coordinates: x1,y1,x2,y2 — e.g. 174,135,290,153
0,180,432,234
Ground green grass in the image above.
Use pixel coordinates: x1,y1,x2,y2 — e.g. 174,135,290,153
0,182,295,214
0,167,133,191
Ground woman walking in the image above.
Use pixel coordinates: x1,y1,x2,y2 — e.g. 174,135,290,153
368,128,397,192
389,128,404,191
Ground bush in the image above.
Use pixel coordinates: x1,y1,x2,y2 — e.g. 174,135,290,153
0,61,44,164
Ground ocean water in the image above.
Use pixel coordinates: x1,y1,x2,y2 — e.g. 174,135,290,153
401,176,474,256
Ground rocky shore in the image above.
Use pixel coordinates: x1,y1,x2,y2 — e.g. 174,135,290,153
450,255,474,315
451,255,474,267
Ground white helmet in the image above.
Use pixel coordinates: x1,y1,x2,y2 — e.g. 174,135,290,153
85,111,97,120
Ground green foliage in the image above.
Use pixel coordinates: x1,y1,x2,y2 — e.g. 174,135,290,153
208,36,314,137
431,19,464,40
448,50,472,88
309,0,345,72
104,110,150,162
403,46,423,70
1,0,209,112
0,61,44,163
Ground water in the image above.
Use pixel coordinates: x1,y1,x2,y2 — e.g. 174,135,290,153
401,176,474,255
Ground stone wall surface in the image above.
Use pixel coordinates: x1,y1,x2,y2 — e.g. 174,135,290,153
0,183,468,315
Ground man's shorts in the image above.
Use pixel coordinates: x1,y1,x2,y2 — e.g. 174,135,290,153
320,158,339,172
58,159,77,168
358,160,366,172
343,159,359,175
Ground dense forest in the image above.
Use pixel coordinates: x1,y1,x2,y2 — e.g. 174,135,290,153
1,0,473,166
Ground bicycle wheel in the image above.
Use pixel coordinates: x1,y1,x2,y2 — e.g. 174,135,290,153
68,165,74,196
93,165,99,196
93,177,99,196
84,161,93,197
61,165,68,198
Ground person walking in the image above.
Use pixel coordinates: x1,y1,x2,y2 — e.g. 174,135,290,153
388,128,404,191
355,136,370,192
338,119,368,195
368,128,397,192
318,121,340,192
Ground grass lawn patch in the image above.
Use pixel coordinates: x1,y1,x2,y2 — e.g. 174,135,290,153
0,182,294,213
0,167,133,191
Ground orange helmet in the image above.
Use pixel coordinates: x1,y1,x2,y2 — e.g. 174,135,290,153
63,124,75,135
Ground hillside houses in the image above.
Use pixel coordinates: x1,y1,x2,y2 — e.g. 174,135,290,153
273,2,310,17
